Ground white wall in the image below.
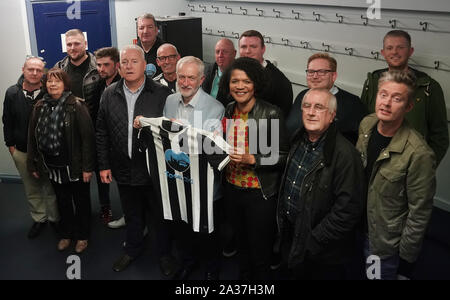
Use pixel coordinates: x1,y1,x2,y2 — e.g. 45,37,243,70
0,0,30,177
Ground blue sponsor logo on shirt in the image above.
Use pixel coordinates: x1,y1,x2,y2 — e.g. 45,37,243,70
165,149,190,172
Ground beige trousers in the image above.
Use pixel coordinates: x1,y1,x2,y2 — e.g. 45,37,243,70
12,149,59,222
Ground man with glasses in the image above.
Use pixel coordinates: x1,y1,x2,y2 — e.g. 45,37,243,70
278,88,364,279
2,56,59,239
153,43,181,93
361,30,448,165
286,53,367,144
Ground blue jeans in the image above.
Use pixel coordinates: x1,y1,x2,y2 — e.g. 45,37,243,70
364,236,399,280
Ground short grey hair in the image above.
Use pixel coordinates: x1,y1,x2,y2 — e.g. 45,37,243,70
378,70,416,103
120,45,145,61
137,13,157,26
176,56,204,77
303,88,337,113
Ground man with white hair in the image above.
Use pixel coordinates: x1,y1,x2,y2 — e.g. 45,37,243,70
96,45,171,272
277,88,365,279
162,56,225,280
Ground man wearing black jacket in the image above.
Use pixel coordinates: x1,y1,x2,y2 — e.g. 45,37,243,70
238,30,293,117
278,89,365,279
203,38,236,106
286,53,367,144
96,45,171,272
136,13,165,77
2,57,59,238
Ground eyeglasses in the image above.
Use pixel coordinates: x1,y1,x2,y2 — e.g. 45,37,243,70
157,54,177,62
301,102,329,113
305,69,333,77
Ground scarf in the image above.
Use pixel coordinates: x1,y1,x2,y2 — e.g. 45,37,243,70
36,91,71,156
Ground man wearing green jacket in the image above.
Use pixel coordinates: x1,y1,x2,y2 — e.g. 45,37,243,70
357,70,436,280
361,30,448,165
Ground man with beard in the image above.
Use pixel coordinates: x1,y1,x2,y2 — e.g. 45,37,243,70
54,29,100,103
361,30,448,165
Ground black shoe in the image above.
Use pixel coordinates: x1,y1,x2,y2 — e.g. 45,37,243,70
113,254,134,272
175,263,196,280
205,271,219,280
28,222,46,239
159,255,180,278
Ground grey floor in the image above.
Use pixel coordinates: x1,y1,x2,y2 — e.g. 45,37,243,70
1,179,450,280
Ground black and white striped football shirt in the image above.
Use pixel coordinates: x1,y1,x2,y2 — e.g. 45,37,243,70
139,117,230,233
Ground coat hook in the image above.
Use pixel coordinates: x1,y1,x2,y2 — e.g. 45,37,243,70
361,15,369,26
345,47,354,56
313,11,321,21
232,32,240,39
300,41,309,49
292,10,300,19
240,6,247,15
434,60,440,70
204,27,212,34
187,4,194,12
211,5,219,13
371,50,380,60
322,42,330,52
198,5,206,12
225,6,232,14
419,21,428,31
217,30,225,37
263,35,272,44
281,38,289,46
336,13,343,23
256,8,264,17
273,9,281,18
389,19,397,28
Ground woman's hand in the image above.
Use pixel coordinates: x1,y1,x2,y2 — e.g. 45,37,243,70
229,148,256,166
83,171,93,183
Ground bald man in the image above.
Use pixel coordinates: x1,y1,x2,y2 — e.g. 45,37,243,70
3,56,59,239
153,43,181,93
203,38,236,106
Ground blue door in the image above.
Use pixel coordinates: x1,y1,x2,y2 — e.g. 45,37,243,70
29,0,113,67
